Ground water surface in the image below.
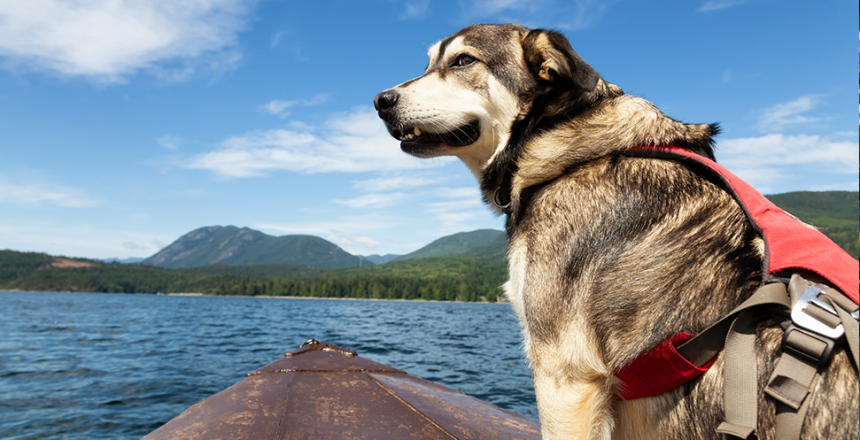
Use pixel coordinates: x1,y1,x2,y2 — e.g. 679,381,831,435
0,291,537,439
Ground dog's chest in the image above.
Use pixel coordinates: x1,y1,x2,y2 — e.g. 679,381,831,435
504,235,529,328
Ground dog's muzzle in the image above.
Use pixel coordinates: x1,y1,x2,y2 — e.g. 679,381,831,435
374,89,481,156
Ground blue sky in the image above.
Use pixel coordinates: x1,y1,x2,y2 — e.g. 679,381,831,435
0,0,856,260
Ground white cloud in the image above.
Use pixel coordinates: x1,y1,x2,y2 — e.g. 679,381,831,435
808,180,860,192
334,193,408,209
123,241,149,250
555,0,614,31
0,0,257,82
326,234,382,252
0,221,170,259
157,135,180,150
262,94,329,117
184,107,454,177
423,186,495,236
270,30,286,48
119,238,169,251
0,176,100,207
699,0,749,12
167,188,213,197
464,0,612,30
469,0,538,16
256,215,398,236
427,198,484,213
719,134,855,168
400,0,431,19
436,186,481,200
716,134,858,192
350,175,440,192
722,68,732,83
757,95,823,132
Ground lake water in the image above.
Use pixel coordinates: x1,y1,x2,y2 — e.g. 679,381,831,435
0,291,537,439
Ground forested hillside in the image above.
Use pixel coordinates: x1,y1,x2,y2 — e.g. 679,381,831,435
396,229,505,260
767,191,858,258
0,250,507,301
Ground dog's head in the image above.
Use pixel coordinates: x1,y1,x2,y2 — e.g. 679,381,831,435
374,24,603,175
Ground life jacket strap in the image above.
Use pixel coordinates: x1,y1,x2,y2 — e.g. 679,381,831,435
758,274,856,440
671,275,859,440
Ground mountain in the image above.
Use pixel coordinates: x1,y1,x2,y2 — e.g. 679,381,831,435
397,229,506,261
357,254,401,265
142,226,369,269
767,191,857,223
767,191,859,258
462,233,509,259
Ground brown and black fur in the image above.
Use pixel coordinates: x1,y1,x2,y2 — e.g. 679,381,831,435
375,24,858,440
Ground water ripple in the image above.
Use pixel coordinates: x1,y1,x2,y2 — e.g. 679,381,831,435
0,291,537,439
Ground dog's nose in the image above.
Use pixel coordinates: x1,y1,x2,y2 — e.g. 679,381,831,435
374,90,399,113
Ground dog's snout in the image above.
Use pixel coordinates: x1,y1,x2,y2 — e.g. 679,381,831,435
374,90,399,113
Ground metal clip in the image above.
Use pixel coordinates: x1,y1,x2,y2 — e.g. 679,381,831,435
493,187,511,210
790,285,844,339
300,339,320,348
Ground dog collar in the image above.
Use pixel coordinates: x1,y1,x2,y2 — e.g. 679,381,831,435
614,145,859,400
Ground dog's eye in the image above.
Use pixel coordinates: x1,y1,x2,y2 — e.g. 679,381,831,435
453,55,476,68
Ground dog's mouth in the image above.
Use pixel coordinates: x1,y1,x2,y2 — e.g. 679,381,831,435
391,120,481,155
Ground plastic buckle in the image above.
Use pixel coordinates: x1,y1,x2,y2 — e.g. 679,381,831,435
790,285,844,340
781,325,836,368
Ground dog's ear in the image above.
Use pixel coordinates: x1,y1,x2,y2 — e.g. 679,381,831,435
521,29,600,93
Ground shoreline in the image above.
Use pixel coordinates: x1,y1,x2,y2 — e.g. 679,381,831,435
176,293,508,304
2,290,507,304
260,295,507,304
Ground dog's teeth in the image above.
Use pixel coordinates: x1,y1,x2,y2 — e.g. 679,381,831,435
414,127,422,136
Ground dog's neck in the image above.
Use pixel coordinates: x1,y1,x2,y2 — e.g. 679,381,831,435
480,85,718,218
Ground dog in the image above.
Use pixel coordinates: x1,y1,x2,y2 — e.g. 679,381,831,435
375,24,858,439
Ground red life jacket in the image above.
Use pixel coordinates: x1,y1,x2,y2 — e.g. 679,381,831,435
614,146,859,401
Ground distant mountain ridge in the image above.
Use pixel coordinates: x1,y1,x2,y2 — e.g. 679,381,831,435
397,229,506,261
131,191,856,271
142,226,368,269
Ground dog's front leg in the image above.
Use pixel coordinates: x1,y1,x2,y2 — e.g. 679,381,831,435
529,334,615,440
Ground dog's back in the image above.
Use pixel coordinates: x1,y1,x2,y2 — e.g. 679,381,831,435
509,152,858,439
